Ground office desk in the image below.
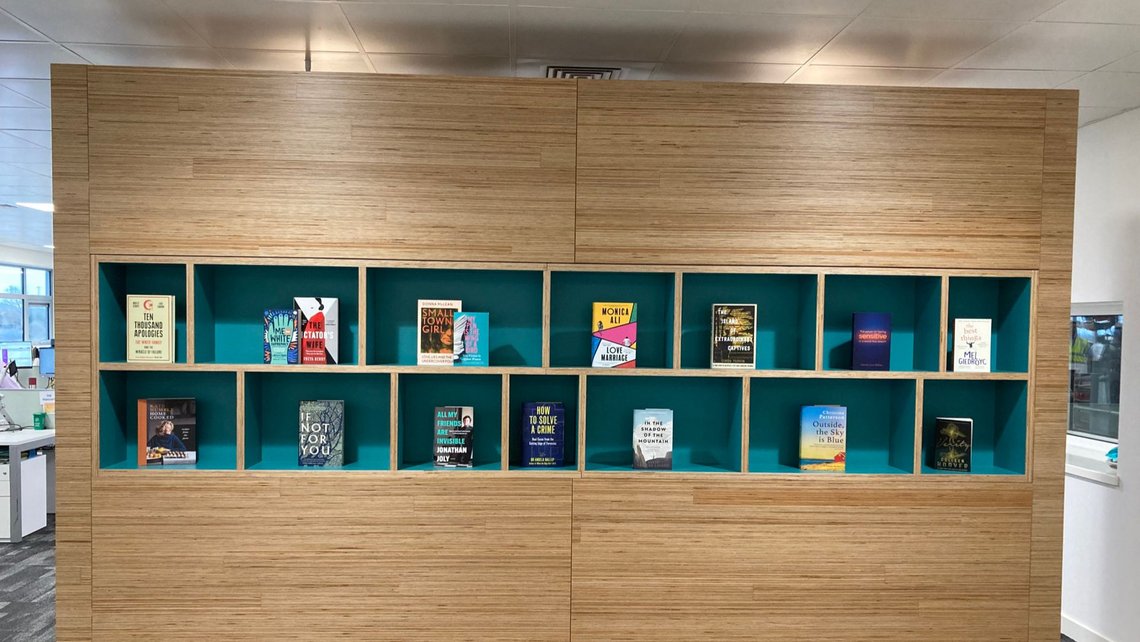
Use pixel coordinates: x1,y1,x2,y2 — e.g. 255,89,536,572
0,429,55,543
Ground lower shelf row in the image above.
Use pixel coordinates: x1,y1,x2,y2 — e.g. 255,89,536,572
98,372,1028,476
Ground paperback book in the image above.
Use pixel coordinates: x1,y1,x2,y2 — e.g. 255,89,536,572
592,302,637,368
932,417,973,472
137,398,197,466
418,299,462,366
433,405,474,468
633,408,673,470
800,405,846,472
263,308,298,365
953,318,992,373
711,303,757,369
852,312,891,370
298,400,345,468
126,294,175,363
521,402,565,467
453,311,489,367
295,297,340,365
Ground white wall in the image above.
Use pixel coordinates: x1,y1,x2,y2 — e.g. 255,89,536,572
1062,106,1140,642
0,245,53,269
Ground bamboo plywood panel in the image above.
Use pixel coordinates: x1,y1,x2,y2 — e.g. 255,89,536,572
575,82,1046,269
571,480,1033,641
91,476,572,641
51,65,94,641
85,69,577,263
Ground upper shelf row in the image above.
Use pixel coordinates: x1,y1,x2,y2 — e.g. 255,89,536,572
97,261,1033,373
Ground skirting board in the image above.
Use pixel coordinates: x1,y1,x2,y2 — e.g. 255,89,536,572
1062,614,1113,642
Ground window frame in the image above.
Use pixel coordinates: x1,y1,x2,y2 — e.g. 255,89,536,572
1068,301,1123,444
0,262,53,343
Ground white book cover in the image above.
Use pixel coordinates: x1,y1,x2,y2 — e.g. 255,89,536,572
417,299,462,366
633,408,673,470
953,318,992,372
294,297,339,365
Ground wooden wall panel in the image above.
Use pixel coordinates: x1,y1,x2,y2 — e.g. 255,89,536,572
51,65,94,641
91,476,572,641
84,69,577,263
572,480,1033,641
575,82,1046,269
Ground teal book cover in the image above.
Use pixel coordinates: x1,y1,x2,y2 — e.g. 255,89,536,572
800,405,847,472
453,312,489,367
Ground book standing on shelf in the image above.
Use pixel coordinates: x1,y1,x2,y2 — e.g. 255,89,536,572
433,406,474,467
633,408,672,470
953,318,992,373
454,311,489,367
295,297,339,365
852,312,891,370
932,417,973,472
418,299,462,366
263,308,298,365
298,400,345,468
137,398,196,466
800,405,846,472
126,295,174,363
711,303,757,369
521,402,565,467
592,302,637,368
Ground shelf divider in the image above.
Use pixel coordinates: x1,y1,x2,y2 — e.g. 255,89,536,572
186,262,196,364
741,376,750,473
358,265,368,366
542,268,551,368
913,378,924,474
577,373,587,473
389,373,400,471
814,273,825,371
938,275,949,373
501,373,510,471
672,271,683,369
236,370,245,470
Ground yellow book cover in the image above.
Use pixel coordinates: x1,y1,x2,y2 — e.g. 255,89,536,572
591,302,636,368
126,295,175,363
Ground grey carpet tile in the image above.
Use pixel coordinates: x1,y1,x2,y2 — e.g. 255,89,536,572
0,515,54,642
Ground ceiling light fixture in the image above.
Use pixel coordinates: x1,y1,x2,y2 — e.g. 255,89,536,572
43,244,55,250
16,202,54,213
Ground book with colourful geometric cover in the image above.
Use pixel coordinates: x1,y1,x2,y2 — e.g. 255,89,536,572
453,311,489,367
800,405,846,472
263,308,298,365
591,302,636,368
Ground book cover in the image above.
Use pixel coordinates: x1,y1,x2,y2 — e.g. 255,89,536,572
592,302,637,368
711,303,757,369
453,311,489,367
932,417,973,472
295,297,339,365
633,408,673,470
800,405,846,472
298,400,345,468
418,299,462,366
263,308,298,365
137,398,197,467
852,312,891,371
126,295,175,363
433,405,474,467
953,318,992,373
521,402,565,467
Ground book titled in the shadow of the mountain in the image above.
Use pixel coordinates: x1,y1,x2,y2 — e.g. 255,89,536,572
633,408,673,470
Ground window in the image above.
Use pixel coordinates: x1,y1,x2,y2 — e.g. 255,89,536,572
0,263,53,344
1069,302,1123,442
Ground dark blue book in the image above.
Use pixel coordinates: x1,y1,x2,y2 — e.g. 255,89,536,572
852,312,891,370
521,402,565,467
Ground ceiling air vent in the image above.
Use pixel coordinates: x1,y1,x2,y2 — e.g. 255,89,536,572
545,65,622,80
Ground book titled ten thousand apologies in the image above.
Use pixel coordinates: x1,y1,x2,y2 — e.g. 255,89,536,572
592,302,637,368
126,294,175,363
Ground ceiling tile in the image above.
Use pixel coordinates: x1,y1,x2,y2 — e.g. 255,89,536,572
1079,105,1128,126
0,42,88,79
813,18,1019,68
959,21,1140,70
0,131,43,149
1038,0,1140,25
668,11,849,64
864,0,1062,21
342,3,508,56
0,86,41,108
1060,71,1140,107
651,62,799,82
0,146,49,164
220,49,370,73
2,160,50,176
67,44,232,70
0,107,49,130
788,64,943,86
367,54,512,77
691,0,872,14
2,0,207,46
0,80,49,107
1103,51,1140,72
515,59,656,79
3,130,49,147
0,7,45,40
516,6,687,61
164,0,359,51
928,68,1083,89
0,168,50,184
514,0,692,10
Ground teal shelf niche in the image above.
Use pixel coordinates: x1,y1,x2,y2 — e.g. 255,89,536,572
98,262,188,363
921,379,1027,475
397,373,502,470
947,277,1031,373
99,370,236,470
823,274,941,372
749,378,916,475
508,374,579,471
244,372,390,471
